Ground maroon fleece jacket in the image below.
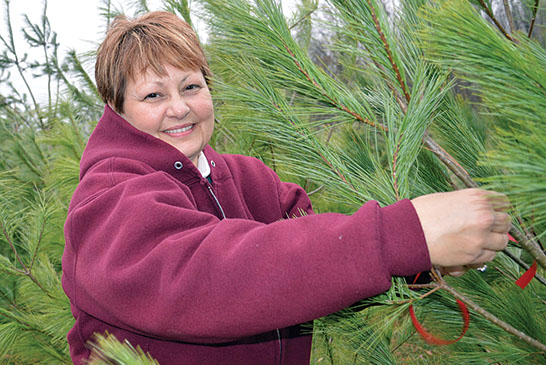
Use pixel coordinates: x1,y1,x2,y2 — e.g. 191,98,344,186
62,105,431,364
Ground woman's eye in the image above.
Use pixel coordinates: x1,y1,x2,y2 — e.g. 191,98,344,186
144,93,160,100
185,84,200,92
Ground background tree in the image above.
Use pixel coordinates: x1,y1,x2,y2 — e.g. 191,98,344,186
200,0,546,362
0,0,544,363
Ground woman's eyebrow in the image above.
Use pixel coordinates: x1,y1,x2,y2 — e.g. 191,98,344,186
141,75,191,87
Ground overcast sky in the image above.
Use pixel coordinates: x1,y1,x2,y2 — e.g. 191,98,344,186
1,0,298,102
1,0,163,101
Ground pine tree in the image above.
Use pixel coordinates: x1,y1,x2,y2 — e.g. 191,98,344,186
199,0,546,362
0,0,544,363
0,0,104,362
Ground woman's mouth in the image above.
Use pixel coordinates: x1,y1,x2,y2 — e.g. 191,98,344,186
163,124,194,135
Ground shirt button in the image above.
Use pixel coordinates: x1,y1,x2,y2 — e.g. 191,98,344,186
174,161,183,170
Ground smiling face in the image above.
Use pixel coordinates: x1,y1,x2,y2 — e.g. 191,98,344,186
121,64,214,166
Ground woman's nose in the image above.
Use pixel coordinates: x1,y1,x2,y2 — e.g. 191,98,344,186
167,95,190,119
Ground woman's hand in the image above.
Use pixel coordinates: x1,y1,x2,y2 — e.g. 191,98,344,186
411,188,511,268
438,264,484,277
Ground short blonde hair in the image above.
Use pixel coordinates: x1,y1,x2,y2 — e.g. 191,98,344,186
95,11,211,113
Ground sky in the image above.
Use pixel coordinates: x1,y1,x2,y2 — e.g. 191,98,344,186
0,0,178,101
0,0,298,102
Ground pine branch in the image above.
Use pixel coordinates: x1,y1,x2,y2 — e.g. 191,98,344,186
354,1,478,192
409,273,546,353
360,0,408,201
282,43,387,132
28,206,47,273
1,220,26,270
0,217,54,299
89,333,159,365
442,283,546,352
366,0,410,103
502,0,515,34
66,50,100,99
265,79,356,191
509,228,546,270
0,0,45,129
528,0,540,37
477,0,515,42
338,0,479,194
502,249,546,286
356,0,546,271
163,0,193,28
289,7,317,30
391,137,402,200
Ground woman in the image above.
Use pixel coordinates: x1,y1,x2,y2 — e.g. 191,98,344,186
62,11,510,364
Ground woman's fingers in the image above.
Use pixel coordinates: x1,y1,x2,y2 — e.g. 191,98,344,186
440,262,491,277
472,250,497,265
486,231,510,250
439,266,466,277
486,191,510,211
491,211,511,233
412,188,512,267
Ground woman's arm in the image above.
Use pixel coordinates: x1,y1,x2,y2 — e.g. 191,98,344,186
63,172,430,344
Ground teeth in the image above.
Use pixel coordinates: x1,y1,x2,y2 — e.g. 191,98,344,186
165,125,193,134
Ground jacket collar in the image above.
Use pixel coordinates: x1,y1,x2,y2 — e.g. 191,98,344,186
80,105,227,183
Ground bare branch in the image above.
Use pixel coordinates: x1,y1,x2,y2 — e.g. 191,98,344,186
1,0,45,128
528,0,540,38
477,0,515,42
502,0,515,34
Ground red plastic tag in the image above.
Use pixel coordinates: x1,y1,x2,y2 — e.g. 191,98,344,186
409,298,470,346
515,260,537,289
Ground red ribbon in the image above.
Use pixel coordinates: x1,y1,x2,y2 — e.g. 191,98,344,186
515,261,537,289
408,232,536,344
508,233,537,289
409,298,470,346
409,273,469,345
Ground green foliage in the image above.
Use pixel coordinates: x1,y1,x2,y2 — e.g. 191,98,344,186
0,1,101,362
163,0,194,26
200,0,546,362
420,0,546,127
0,170,74,363
88,333,159,365
413,255,546,364
483,120,546,240
418,0,546,242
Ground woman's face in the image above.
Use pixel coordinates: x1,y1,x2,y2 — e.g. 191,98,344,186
121,64,214,166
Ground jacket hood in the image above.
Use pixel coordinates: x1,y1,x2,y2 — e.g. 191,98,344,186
80,105,212,181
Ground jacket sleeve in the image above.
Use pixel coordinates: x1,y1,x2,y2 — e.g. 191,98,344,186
63,170,430,344
278,180,314,218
